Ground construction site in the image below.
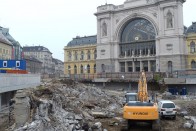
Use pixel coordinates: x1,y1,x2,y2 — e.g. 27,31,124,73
0,73,196,131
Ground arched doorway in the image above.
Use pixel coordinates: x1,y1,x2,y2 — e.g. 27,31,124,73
119,18,156,72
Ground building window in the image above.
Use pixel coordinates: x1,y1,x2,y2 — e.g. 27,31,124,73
68,65,71,74
120,62,125,72
80,65,83,74
87,50,91,60
16,61,20,67
74,65,77,74
75,51,78,60
191,60,196,69
168,61,172,73
190,41,195,53
3,61,7,67
127,62,133,72
94,64,96,73
166,44,173,50
101,64,105,73
81,51,84,60
94,50,97,59
68,52,72,61
87,64,90,73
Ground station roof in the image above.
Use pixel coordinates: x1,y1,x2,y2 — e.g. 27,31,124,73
186,22,196,34
67,35,97,47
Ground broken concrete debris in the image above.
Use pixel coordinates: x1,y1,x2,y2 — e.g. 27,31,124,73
1,79,196,131
12,79,123,131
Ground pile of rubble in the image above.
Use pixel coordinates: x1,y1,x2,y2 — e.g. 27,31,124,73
12,79,124,131
176,98,196,130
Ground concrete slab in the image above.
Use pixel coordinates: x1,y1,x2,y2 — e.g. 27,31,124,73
93,78,111,82
0,74,41,93
164,78,186,84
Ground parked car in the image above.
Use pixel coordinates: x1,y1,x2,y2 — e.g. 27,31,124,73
158,100,177,120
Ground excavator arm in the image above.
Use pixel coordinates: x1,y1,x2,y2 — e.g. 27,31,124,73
137,71,148,102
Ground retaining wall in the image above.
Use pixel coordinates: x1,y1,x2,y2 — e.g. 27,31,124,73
0,74,41,93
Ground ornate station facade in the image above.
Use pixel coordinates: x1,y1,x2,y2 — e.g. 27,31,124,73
95,0,186,73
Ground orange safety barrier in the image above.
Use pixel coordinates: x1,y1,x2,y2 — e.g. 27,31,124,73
6,70,28,74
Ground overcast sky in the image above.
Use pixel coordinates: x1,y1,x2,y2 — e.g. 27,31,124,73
0,0,195,61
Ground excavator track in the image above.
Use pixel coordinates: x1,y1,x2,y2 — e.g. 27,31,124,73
152,119,161,131
121,119,161,131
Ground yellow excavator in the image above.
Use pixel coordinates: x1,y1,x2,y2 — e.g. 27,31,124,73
123,71,160,130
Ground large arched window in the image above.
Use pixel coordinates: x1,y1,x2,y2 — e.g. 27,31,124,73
120,18,156,57
190,41,195,53
191,60,196,69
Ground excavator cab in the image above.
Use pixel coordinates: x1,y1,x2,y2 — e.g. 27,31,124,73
123,93,137,106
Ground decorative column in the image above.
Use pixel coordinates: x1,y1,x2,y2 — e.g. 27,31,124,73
148,60,151,72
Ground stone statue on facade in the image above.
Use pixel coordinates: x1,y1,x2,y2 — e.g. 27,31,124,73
132,50,135,57
148,49,151,56
167,10,173,28
140,49,142,56
102,22,107,36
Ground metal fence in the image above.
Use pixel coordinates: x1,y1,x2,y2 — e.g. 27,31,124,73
67,72,165,82
170,69,196,78
61,70,196,81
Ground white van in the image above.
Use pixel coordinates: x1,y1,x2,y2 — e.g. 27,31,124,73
158,100,177,120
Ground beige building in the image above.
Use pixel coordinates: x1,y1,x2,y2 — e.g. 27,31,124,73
64,36,97,75
0,32,12,60
23,46,53,74
186,22,196,69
